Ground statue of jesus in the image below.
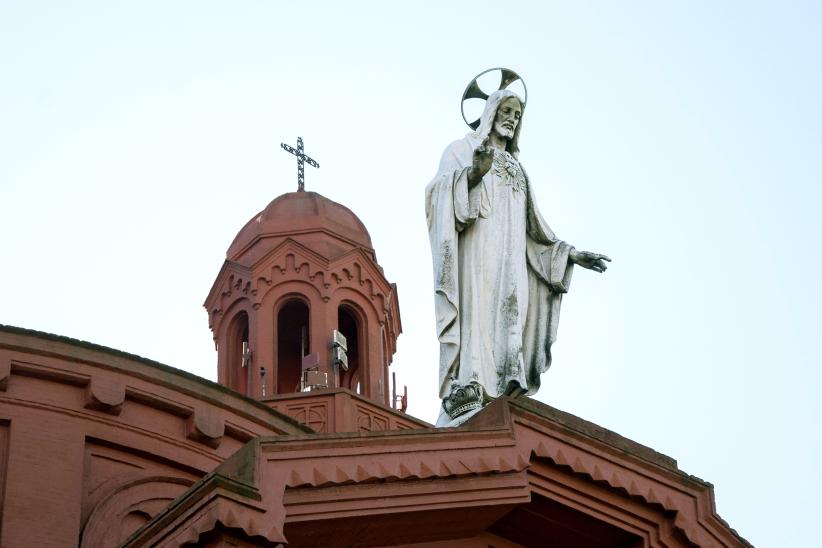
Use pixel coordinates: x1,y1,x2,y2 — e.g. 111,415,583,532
425,89,610,426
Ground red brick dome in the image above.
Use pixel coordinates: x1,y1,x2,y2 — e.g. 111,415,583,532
227,191,373,261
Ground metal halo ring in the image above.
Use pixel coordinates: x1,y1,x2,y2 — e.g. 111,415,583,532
461,67,527,130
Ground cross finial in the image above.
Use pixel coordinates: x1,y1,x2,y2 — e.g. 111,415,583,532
280,137,319,192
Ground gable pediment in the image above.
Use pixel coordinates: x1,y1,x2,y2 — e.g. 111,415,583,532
126,397,750,547
203,261,253,330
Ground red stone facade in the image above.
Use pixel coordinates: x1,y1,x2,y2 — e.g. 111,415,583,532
124,396,750,547
264,389,428,434
0,189,749,546
0,325,308,547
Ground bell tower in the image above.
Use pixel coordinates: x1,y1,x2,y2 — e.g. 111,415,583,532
204,190,402,406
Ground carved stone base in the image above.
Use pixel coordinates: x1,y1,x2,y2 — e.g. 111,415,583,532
438,381,488,427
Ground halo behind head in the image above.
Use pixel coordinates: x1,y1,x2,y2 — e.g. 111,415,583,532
461,67,528,130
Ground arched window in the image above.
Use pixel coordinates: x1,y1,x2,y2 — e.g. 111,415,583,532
227,311,249,396
277,299,309,394
338,305,361,394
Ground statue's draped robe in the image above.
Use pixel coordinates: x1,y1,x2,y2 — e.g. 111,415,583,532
425,136,574,416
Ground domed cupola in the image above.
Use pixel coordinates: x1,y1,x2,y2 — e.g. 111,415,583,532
204,190,401,405
227,191,375,265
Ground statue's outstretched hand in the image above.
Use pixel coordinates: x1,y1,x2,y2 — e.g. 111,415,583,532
467,141,494,187
570,250,611,273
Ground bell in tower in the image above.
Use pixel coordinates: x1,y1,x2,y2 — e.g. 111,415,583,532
203,187,402,407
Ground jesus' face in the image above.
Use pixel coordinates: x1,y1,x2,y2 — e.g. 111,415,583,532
492,97,522,140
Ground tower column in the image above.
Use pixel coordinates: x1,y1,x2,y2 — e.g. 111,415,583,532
308,295,336,387
254,303,274,398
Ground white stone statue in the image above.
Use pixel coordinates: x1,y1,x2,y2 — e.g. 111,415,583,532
426,89,610,426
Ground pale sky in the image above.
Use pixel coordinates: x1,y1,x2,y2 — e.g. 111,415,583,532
2,2,820,546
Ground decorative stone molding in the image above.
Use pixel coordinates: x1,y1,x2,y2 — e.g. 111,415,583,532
284,403,328,433
0,326,310,438
206,231,401,405
84,377,126,415
81,476,194,548
206,238,399,336
0,356,9,391
356,407,389,432
263,389,430,434
186,407,225,449
198,397,748,546
120,471,285,547
0,325,313,547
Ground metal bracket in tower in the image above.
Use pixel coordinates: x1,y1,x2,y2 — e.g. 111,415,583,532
331,330,348,371
301,352,328,392
241,342,252,368
392,372,408,413
259,366,266,397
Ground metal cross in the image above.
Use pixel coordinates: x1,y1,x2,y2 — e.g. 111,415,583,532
280,137,319,192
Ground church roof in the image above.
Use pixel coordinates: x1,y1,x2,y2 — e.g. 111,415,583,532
0,324,311,435
227,191,374,262
124,396,752,547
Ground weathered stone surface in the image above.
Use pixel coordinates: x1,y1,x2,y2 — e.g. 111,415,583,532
84,377,125,415
0,325,308,548
204,191,402,406
186,407,226,448
127,396,750,547
263,388,430,434
426,81,609,425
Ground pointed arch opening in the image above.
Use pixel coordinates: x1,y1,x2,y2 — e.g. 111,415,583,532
226,311,249,396
338,304,362,394
277,299,310,394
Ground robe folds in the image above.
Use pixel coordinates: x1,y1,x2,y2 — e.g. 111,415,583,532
425,135,574,412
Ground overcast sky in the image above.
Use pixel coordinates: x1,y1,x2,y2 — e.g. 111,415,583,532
2,2,820,545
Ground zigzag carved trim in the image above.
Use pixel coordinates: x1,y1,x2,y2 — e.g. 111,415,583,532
271,432,726,546
282,451,530,489
256,248,392,311
526,437,720,547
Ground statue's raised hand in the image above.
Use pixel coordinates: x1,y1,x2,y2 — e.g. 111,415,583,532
467,141,494,188
570,250,611,273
